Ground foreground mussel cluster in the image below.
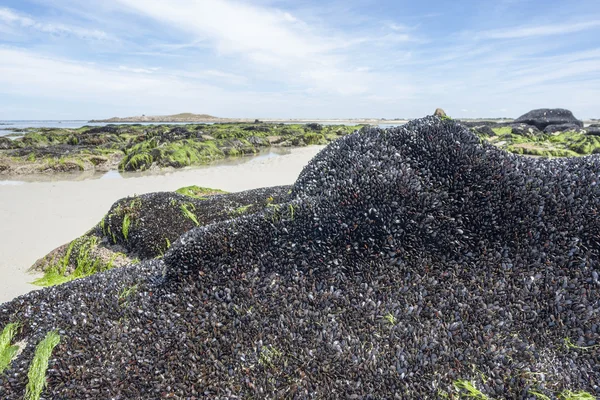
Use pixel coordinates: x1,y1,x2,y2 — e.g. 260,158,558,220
1,116,599,399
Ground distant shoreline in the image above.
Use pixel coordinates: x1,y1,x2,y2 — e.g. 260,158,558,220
89,115,411,125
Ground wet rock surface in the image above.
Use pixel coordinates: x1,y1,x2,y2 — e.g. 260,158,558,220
514,108,583,130
1,116,600,399
511,123,542,136
543,123,583,134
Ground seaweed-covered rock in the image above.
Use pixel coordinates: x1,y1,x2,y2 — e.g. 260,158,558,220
1,117,599,399
514,108,583,130
543,123,582,134
305,123,323,131
0,137,12,150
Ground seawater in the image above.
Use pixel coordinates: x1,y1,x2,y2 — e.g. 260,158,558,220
0,120,209,136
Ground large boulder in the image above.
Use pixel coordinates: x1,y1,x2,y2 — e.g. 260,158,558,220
543,123,582,134
514,108,583,130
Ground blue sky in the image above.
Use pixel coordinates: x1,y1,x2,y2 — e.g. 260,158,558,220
0,0,599,120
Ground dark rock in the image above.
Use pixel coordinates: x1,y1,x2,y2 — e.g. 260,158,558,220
83,125,120,134
458,121,500,128
305,123,323,131
471,125,496,136
543,123,582,134
589,123,600,128
243,125,270,132
585,127,600,136
511,123,542,136
514,108,583,130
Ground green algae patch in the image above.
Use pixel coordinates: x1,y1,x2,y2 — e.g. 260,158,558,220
25,331,60,400
453,380,489,399
491,126,512,136
176,185,228,199
32,235,126,287
0,322,20,374
485,129,600,157
180,203,200,226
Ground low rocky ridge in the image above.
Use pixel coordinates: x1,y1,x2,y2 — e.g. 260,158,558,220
29,185,291,285
464,108,600,157
1,116,599,398
0,123,359,175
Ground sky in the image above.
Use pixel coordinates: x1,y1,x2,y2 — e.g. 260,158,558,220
0,0,599,120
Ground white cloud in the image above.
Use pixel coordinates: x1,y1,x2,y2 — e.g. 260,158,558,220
0,7,110,40
117,66,159,74
112,0,386,95
479,20,600,39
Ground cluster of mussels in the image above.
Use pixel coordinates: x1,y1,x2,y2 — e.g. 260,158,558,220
1,116,599,399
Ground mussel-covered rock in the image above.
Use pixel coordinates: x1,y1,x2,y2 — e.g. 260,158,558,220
511,123,542,136
1,116,599,399
470,125,496,136
514,108,583,130
543,123,582,134
585,127,600,136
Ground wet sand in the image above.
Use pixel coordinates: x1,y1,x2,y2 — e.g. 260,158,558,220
0,146,323,304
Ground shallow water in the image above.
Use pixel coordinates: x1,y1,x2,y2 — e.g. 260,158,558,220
0,145,324,304
0,147,294,183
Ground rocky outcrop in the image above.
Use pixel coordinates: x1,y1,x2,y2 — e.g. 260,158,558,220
1,117,599,398
98,186,291,259
511,123,542,136
31,186,292,278
584,127,600,136
543,123,582,134
514,108,583,130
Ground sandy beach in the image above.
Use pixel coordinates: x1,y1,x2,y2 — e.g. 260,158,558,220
0,146,323,304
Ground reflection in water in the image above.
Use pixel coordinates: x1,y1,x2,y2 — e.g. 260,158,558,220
0,147,294,184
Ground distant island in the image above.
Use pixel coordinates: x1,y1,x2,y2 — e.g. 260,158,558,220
89,112,409,125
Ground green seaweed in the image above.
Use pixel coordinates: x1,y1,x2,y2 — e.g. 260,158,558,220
25,331,60,400
0,323,20,374
181,203,199,226
122,214,131,240
453,380,489,399
176,185,227,198
559,391,596,400
33,236,122,287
